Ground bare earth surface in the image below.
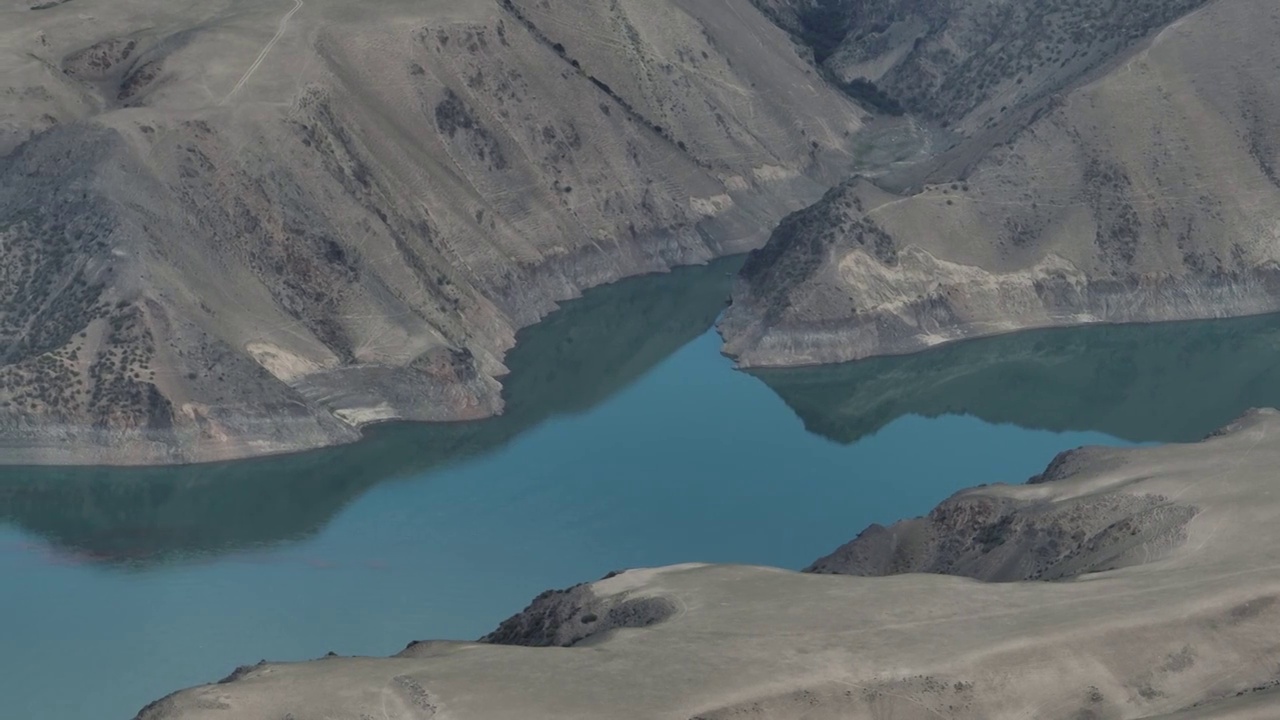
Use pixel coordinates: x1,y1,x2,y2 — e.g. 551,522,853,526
0,0,865,464
135,409,1280,719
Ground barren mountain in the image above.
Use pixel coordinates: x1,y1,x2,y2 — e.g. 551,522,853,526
721,0,1280,368
0,0,864,464
136,409,1280,719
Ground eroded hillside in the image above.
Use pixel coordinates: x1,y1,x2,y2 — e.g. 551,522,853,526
0,0,866,463
722,0,1280,368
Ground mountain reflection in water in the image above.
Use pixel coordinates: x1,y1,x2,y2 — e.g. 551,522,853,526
0,257,742,566
3,262,1279,567
752,312,1280,447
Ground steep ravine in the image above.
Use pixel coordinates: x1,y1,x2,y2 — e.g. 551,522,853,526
720,0,1280,368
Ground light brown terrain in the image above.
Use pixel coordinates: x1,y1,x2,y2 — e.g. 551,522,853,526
721,0,1280,368
135,409,1280,719
0,0,866,464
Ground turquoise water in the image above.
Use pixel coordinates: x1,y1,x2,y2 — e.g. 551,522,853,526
3,257,1279,720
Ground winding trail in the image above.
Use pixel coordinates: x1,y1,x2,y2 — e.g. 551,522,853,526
221,0,304,104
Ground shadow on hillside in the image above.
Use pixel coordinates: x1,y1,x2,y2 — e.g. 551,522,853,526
753,313,1280,446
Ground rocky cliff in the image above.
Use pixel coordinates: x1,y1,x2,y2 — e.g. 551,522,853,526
721,0,1280,368
0,0,864,464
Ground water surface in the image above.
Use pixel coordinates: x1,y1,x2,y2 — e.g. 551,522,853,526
3,258,1277,720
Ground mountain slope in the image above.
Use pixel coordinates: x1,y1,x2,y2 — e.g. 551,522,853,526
0,0,865,464
721,0,1280,368
756,0,1210,136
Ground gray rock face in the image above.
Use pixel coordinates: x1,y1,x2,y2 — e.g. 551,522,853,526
721,0,1280,369
0,0,864,464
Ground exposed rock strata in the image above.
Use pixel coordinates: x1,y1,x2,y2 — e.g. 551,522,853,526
721,0,1280,368
807,478,1198,582
135,409,1280,719
0,0,864,464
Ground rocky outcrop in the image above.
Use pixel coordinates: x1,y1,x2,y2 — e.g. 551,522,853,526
806,478,1198,582
721,0,1280,368
0,0,866,464
471,571,677,648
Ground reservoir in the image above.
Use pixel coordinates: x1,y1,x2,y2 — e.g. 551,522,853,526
3,256,1280,720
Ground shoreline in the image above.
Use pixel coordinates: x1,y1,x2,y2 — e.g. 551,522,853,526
133,408,1280,720
0,251,754,469
12,286,1280,468
721,268,1280,369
